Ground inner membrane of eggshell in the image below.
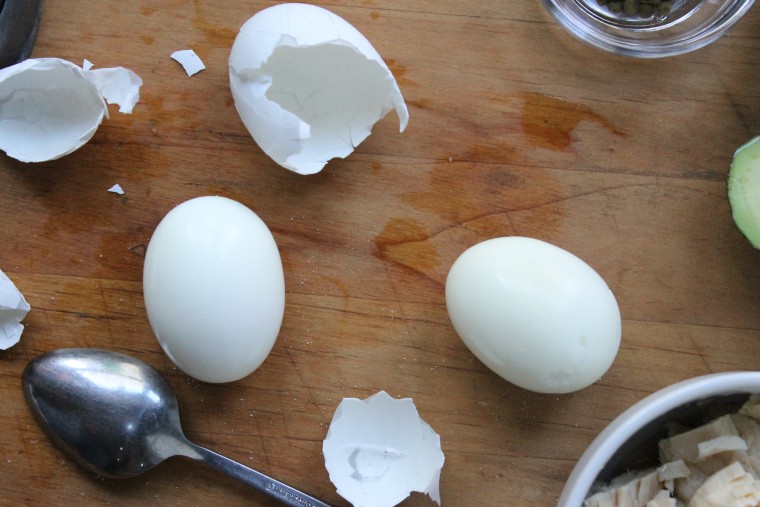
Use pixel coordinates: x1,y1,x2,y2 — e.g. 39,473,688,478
0,64,105,162
261,43,400,167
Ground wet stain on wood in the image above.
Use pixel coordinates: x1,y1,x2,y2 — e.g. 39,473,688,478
192,0,237,48
402,155,521,224
374,217,441,278
521,92,625,151
407,98,430,109
385,58,415,88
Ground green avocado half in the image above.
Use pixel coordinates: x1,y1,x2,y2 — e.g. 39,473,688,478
728,136,760,249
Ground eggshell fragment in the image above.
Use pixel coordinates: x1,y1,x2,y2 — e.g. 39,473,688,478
229,3,409,175
107,183,124,195
171,49,206,77
323,391,444,507
85,66,142,113
143,196,285,383
0,58,142,162
0,268,31,350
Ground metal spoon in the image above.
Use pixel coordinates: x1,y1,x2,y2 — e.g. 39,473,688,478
0,0,42,69
22,348,332,507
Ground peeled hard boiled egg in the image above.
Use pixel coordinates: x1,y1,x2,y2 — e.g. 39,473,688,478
143,196,285,383
445,237,621,394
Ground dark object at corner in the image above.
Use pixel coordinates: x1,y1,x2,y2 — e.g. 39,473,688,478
0,0,43,69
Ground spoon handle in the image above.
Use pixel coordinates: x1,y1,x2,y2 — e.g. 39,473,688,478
190,444,334,507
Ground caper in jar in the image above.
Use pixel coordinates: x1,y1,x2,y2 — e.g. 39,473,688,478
594,0,673,18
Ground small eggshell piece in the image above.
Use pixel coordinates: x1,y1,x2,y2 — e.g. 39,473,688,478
143,196,285,383
171,49,206,77
445,237,621,394
323,391,444,507
0,268,31,350
85,66,142,113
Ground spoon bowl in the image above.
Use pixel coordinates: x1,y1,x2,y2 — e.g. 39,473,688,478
0,0,42,69
23,348,332,507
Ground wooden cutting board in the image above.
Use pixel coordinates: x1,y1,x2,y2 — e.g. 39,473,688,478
1,1,759,505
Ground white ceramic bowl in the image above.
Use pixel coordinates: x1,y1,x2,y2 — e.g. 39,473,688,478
558,371,760,506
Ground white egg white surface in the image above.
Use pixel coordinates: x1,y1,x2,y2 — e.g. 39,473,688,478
445,237,621,394
143,196,285,383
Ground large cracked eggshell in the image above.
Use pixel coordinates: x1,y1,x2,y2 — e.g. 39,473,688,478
0,58,141,163
229,3,409,175
323,391,444,507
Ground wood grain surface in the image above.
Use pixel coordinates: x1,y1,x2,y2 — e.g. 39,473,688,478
1,1,760,505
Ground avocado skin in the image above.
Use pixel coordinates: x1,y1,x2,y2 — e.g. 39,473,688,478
728,137,760,249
